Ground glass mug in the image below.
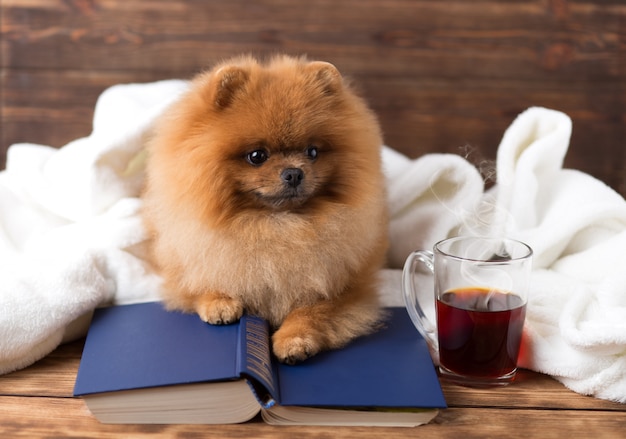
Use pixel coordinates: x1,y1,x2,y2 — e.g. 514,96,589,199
402,236,532,386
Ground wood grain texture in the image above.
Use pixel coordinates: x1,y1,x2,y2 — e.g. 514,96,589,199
2,0,622,79
1,0,625,195
0,339,84,398
0,398,624,438
1,340,624,438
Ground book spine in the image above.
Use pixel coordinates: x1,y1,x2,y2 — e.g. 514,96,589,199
237,315,279,408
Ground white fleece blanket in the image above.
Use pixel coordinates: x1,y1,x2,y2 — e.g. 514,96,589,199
1,81,624,403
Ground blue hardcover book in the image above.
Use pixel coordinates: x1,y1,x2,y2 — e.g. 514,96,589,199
73,302,446,426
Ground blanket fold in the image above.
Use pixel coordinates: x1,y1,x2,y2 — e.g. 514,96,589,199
1,81,624,403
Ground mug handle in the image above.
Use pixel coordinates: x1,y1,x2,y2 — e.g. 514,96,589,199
402,250,439,352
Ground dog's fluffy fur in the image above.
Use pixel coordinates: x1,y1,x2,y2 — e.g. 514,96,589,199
142,55,388,363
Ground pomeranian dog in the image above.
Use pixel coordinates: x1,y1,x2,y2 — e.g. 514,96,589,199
142,54,388,364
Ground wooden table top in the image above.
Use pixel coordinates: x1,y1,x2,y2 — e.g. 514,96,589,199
1,339,624,438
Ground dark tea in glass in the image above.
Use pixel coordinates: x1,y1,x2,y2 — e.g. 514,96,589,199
436,287,526,380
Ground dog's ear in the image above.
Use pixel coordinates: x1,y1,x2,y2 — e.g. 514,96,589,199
210,65,250,109
307,61,342,95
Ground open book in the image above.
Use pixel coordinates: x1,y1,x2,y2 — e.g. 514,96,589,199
73,302,446,427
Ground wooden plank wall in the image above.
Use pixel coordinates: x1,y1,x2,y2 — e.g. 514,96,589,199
1,0,624,196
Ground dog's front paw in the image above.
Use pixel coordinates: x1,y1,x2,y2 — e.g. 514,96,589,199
195,294,243,325
272,328,322,365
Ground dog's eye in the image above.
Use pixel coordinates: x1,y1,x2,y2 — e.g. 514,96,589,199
305,145,318,160
246,150,268,165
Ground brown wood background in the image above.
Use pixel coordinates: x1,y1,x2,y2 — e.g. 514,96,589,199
1,0,624,196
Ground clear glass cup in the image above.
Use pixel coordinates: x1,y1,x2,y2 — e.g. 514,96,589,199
402,236,533,386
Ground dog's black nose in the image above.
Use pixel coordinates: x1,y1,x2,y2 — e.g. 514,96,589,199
281,168,304,188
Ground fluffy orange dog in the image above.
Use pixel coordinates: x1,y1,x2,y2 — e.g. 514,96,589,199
142,55,388,364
